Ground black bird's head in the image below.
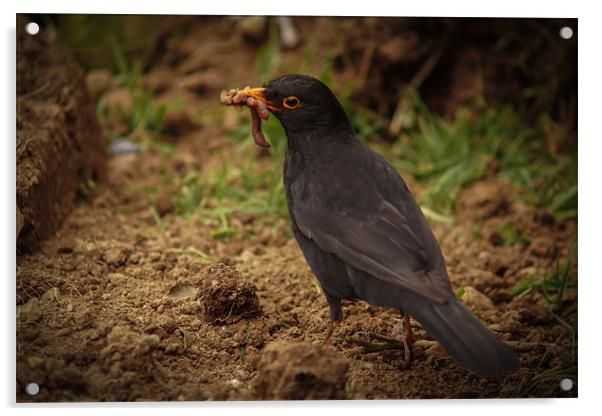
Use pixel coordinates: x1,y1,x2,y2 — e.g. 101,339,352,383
241,74,354,148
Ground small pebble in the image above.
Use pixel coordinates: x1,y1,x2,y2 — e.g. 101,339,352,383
110,139,140,156
460,286,495,311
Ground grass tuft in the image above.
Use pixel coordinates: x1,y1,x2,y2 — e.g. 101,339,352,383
386,94,577,220
512,244,578,351
511,244,577,311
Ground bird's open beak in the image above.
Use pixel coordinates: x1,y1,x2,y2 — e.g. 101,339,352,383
239,87,281,112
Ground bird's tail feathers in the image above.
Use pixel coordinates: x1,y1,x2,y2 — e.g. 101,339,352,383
404,296,518,377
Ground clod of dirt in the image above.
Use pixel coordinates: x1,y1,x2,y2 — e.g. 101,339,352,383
199,264,261,324
460,286,495,312
253,341,350,400
100,326,161,373
457,179,510,220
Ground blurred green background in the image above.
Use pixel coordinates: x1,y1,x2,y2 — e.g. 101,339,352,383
40,15,577,234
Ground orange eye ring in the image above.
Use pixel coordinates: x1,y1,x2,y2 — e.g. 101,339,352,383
283,96,301,110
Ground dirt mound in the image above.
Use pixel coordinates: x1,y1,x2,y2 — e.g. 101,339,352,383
16,17,106,252
87,326,162,400
253,341,349,400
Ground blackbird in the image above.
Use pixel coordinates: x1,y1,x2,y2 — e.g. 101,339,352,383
229,74,518,377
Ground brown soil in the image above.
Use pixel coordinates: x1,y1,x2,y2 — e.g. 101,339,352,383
15,147,578,401
16,17,106,251
254,341,350,400
16,16,577,402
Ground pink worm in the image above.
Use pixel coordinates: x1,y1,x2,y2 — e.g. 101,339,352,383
220,89,271,149
246,97,270,149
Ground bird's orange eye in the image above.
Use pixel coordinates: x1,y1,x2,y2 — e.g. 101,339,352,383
283,96,301,110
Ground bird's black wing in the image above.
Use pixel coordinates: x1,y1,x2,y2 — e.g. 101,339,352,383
288,142,453,303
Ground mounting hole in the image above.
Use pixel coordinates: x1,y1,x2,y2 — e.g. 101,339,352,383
25,22,40,36
559,378,573,391
25,382,40,396
559,26,573,40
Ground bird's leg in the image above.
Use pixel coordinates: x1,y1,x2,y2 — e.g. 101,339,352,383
396,310,414,369
401,312,415,345
323,296,342,345
323,318,341,345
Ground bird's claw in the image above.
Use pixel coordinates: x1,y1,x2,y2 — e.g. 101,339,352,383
400,339,411,369
347,333,412,369
372,333,412,369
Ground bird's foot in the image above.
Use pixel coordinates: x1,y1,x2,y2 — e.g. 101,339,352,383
372,333,411,369
347,333,411,369
401,313,415,345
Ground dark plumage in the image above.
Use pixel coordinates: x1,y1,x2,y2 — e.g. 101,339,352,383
256,74,518,377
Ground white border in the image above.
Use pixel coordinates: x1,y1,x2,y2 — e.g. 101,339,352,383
2,1,599,415
9,0,581,17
